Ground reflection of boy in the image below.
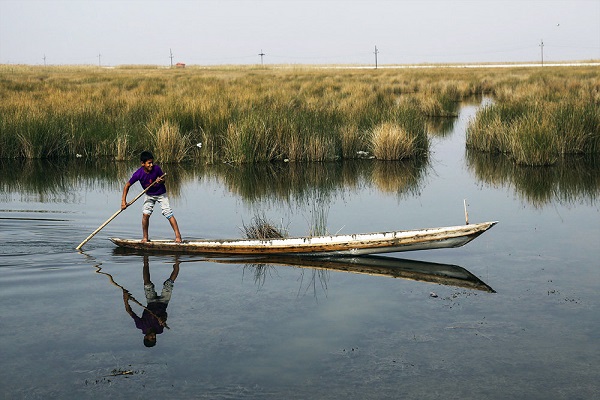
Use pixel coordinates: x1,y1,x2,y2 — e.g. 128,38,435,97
123,258,179,347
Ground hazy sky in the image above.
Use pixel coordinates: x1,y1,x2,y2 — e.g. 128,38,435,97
1,0,599,66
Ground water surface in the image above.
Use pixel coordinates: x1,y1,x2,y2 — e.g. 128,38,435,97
1,104,599,399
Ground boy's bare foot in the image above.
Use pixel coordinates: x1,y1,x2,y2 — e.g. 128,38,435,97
141,238,149,243
175,237,182,243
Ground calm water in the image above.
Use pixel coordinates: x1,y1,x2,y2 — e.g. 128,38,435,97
1,104,599,399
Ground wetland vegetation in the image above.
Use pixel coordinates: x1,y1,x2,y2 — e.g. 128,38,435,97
0,64,598,165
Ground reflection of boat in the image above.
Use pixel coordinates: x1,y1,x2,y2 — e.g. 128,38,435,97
112,249,495,292
110,221,497,256
249,255,495,292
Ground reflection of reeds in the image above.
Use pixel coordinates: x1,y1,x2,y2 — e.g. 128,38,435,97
466,150,600,208
6,150,597,210
426,117,457,137
0,158,190,200
214,162,347,205
371,159,428,195
215,159,428,205
0,158,129,200
242,263,276,288
242,263,329,298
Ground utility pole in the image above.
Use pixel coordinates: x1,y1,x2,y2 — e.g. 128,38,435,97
170,48,174,67
258,49,265,65
98,53,101,67
374,45,379,69
539,39,544,66
43,54,46,66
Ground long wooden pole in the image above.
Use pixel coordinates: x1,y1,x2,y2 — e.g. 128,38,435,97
76,174,166,250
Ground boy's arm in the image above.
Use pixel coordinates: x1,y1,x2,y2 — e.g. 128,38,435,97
123,290,135,316
121,181,132,210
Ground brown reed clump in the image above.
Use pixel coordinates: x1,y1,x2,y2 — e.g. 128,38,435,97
149,120,192,163
370,120,428,160
242,214,287,239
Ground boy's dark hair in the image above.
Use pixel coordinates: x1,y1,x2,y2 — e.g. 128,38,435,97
140,151,154,162
144,337,157,347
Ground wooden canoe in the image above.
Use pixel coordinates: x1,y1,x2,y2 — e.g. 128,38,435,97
109,221,497,256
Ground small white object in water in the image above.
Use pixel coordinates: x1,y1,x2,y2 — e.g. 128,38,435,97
196,142,203,148
430,292,438,298
76,154,82,158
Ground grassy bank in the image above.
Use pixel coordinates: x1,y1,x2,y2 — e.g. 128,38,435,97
0,64,598,164
0,65,433,162
466,69,600,166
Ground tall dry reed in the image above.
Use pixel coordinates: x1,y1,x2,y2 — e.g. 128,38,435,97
149,120,192,163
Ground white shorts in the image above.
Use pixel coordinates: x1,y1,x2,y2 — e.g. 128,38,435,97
142,194,174,219
144,279,174,304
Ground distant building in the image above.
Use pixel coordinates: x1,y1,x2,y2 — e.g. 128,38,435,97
175,62,186,68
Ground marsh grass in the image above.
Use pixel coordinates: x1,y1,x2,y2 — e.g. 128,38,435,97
466,72,600,166
114,131,129,161
149,120,192,163
1,65,598,164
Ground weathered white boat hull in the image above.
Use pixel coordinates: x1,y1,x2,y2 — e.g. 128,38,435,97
109,221,497,256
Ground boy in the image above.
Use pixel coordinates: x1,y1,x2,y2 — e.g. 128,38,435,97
122,151,182,243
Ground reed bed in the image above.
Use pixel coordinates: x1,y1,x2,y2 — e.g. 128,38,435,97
1,65,598,165
466,70,600,166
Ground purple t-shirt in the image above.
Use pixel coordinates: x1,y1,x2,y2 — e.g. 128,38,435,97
128,165,166,196
131,302,167,334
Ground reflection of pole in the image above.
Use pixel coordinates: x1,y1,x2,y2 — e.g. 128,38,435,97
540,39,544,66
93,263,170,329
